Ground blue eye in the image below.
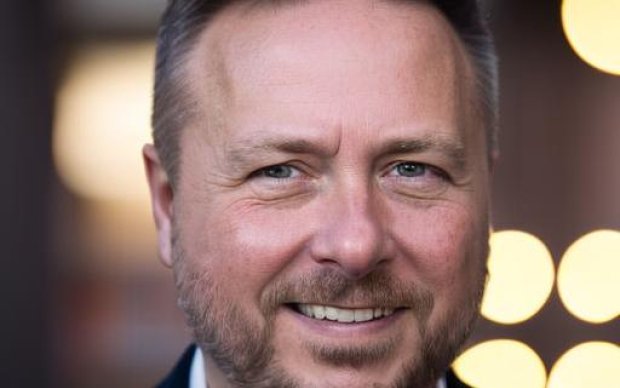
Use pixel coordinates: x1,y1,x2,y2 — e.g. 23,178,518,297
383,161,452,198
395,162,426,177
256,165,297,179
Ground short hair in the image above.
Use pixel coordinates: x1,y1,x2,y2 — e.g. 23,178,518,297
152,0,498,185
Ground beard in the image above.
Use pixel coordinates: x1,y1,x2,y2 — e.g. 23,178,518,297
172,232,487,388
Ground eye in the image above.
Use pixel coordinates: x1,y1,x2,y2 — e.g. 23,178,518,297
394,162,427,178
382,161,451,198
253,164,299,179
248,164,313,201
387,161,443,179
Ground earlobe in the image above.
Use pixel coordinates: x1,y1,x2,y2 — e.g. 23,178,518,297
143,144,175,267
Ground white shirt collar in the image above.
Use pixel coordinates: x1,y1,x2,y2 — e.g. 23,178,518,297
190,346,206,388
190,347,447,388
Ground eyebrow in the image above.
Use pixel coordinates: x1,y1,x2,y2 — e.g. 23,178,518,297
377,136,468,171
226,133,468,172
226,136,333,169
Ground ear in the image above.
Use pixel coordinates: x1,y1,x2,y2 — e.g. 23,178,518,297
143,144,174,267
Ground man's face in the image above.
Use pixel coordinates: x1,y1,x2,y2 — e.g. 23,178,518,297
147,1,491,386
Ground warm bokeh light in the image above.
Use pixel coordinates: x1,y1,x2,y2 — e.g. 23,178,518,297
481,230,555,324
561,0,620,75
54,41,155,202
547,342,620,388
557,230,620,323
453,339,547,388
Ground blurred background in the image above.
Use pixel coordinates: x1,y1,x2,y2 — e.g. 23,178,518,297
1,0,618,387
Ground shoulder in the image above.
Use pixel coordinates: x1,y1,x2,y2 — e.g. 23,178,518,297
156,345,197,388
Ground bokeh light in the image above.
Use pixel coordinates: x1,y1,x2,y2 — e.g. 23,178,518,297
561,0,620,75
54,41,155,202
481,230,555,324
557,230,620,323
453,339,547,388
547,342,620,388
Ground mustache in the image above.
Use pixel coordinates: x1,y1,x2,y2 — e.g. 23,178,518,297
262,268,434,320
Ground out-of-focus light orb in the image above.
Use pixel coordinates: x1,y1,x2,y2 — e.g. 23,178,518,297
453,339,547,388
557,230,620,323
481,230,555,324
561,0,620,75
54,41,155,202
547,342,620,388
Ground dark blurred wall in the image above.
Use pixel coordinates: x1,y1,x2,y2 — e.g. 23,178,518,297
485,0,620,366
0,0,54,385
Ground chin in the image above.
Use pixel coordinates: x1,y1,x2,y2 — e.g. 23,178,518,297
270,324,436,388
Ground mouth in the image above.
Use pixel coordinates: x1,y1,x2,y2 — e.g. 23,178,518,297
289,303,399,323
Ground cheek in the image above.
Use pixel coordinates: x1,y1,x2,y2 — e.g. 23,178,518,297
180,200,311,300
391,202,487,290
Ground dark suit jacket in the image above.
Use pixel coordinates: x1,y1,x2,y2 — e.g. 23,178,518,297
157,345,471,388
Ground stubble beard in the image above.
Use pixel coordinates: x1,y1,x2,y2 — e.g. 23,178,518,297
172,234,487,388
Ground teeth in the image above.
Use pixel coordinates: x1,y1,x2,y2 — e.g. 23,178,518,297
338,309,355,323
354,309,374,322
325,306,339,320
314,305,326,319
297,304,396,323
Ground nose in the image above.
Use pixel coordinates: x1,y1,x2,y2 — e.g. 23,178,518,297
309,182,393,279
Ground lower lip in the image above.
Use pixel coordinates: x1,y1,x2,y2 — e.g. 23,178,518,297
282,306,407,338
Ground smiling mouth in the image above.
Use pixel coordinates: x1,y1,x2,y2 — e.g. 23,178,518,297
290,303,399,323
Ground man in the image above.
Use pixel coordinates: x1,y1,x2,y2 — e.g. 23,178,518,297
144,0,498,386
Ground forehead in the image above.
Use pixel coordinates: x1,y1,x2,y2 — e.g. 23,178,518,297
184,0,477,141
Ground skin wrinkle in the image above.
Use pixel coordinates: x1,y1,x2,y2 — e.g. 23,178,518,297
220,135,473,208
152,0,498,185
225,138,335,175
175,232,455,385
226,134,468,174
146,1,492,387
